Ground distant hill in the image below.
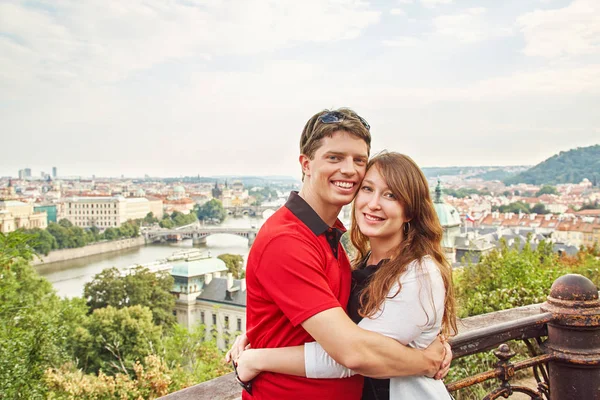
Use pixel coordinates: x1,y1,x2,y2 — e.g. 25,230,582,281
421,166,528,180
504,145,600,185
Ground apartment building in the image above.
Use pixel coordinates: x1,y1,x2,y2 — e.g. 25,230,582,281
171,258,246,350
0,200,48,233
59,196,163,229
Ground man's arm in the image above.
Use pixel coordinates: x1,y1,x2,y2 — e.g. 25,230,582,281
301,307,444,378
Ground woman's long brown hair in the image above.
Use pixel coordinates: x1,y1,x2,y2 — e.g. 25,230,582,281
350,152,457,337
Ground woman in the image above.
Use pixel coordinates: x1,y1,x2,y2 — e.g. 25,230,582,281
234,152,457,399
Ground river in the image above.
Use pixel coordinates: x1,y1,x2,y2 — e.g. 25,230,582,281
36,215,268,298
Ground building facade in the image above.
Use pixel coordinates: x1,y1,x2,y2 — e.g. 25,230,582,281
0,200,48,233
59,196,163,229
171,258,246,350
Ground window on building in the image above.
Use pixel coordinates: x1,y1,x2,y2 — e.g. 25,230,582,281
237,318,242,332
200,311,205,324
224,316,229,330
173,310,177,316
212,313,217,325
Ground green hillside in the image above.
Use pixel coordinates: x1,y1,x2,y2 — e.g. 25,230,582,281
504,145,600,185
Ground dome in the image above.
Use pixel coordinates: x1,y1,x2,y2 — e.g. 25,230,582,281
173,186,185,193
433,180,461,228
170,257,227,277
434,203,461,227
136,188,146,197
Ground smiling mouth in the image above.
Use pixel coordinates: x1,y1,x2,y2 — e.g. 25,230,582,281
364,213,385,222
332,181,355,189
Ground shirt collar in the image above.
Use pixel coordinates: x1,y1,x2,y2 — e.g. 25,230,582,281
284,191,346,235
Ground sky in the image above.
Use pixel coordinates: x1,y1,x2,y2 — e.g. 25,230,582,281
1,0,599,179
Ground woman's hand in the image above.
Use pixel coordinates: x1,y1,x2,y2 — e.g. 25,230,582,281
235,349,262,383
434,337,452,380
225,333,251,363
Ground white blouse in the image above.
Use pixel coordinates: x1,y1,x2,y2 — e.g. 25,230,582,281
304,256,451,399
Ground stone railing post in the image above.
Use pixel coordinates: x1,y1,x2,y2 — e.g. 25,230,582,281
541,274,600,400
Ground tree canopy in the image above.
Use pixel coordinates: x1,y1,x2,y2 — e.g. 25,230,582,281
84,267,176,327
159,211,197,229
195,199,226,223
217,254,245,278
0,231,230,399
535,185,558,197
504,144,600,185
24,219,140,255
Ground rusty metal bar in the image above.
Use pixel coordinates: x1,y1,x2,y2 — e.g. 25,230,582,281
446,353,552,392
449,312,553,359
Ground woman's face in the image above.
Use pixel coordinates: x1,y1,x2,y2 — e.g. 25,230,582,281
354,166,407,243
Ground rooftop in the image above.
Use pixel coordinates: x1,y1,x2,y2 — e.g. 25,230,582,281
171,258,228,278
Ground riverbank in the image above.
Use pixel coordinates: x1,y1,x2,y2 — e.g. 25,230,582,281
32,236,146,265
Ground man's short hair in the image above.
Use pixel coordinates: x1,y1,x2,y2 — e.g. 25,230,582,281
299,108,372,179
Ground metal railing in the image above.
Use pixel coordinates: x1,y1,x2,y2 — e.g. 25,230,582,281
160,273,600,399
446,273,600,399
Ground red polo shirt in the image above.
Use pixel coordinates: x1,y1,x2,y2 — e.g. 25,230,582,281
244,192,363,400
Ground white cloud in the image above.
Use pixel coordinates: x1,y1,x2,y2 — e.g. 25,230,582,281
398,0,414,4
390,8,406,16
421,0,452,8
0,0,381,87
517,0,600,58
382,37,421,47
365,64,600,106
432,7,513,43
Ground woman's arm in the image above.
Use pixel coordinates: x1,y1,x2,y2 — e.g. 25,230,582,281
235,346,306,382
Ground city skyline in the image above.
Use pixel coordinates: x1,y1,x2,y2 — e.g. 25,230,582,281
1,0,599,178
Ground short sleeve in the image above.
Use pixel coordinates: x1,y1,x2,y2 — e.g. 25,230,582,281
255,234,343,327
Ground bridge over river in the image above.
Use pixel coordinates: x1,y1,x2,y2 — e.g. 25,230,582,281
143,223,258,246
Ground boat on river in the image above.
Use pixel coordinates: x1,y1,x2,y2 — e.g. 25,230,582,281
166,249,209,262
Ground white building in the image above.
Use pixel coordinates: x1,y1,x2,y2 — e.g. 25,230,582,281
59,196,163,229
171,257,246,350
0,200,48,233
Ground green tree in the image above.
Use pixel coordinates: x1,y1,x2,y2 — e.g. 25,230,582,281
0,232,88,398
171,211,197,227
21,228,58,256
531,203,549,214
58,218,74,228
217,254,245,278
84,267,176,327
492,201,531,214
0,230,36,266
535,185,558,197
196,199,226,223
47,222,75,248
143,212,159,225
45,354,173,400
159,216,175,229
103,227,119,240
504,144,600,185
579,200,600,210
72,305,163,376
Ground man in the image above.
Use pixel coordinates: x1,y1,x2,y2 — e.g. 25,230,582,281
229,108,450,399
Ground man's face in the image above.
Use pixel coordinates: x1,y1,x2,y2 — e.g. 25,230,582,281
302,130,369,210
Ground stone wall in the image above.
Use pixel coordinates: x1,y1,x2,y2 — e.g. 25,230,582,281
32,236,146,265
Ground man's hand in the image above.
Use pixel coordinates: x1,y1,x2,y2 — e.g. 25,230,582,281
434,337,452,380
422,336,446,378
225,333,250,363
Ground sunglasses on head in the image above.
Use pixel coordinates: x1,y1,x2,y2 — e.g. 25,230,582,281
318,111,370,131
231,360,253,395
